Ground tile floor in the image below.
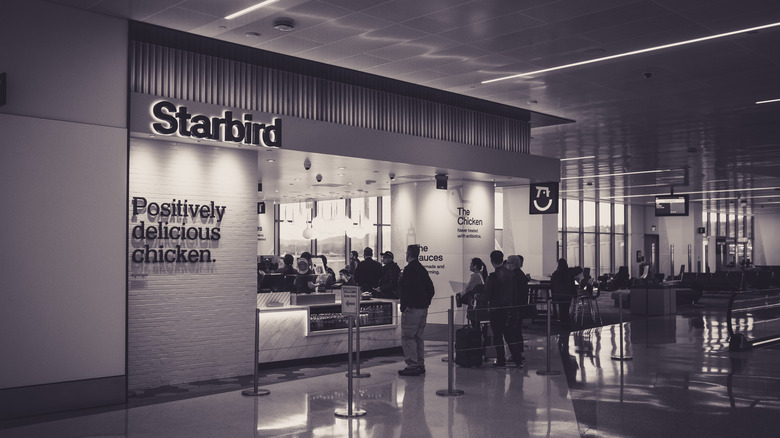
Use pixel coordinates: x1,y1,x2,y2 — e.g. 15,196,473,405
2,296,780,437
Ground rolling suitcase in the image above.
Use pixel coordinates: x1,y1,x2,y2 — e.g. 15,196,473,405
455,325,483,367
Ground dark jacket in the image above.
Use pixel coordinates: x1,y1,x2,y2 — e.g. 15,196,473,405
294,269,315,294
483,264,518,309
514,267,530,306
398,259,434,311
277,264,297,276
550,266,583,300
376,261,400,298
354,257,382,292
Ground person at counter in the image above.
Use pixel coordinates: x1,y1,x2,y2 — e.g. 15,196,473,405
354,247,382,293
294,252,317,294
374,251,400,299
347,250,360,275
277,254,296,275
398,244,435,376
316,255,337,290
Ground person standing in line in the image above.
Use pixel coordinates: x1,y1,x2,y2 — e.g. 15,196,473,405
375,251,401,299
398,244,435,376
550,258,582,331
506,255,530,365
483,250,524,368
457,258,488,330
354,247,382,293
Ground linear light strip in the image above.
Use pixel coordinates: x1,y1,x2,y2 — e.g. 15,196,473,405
225,0,280,20
607,186,780,200
756,98,780,104
482,21,780,84
560,155,596,161
689,194,779,202
562,169,672,180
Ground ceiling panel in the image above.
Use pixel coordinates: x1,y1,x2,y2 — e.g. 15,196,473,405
46,0,780,212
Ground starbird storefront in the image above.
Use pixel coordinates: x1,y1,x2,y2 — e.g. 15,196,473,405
126,23,563,392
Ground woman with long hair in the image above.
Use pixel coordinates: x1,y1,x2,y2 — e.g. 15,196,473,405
458,257,488,329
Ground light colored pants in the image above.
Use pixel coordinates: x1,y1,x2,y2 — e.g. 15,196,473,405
401,307,428,368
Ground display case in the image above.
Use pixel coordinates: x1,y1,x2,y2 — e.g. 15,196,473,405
309,301,394,332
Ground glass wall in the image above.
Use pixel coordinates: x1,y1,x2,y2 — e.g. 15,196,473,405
279,202,312,258
559,199,627,277
702,207,753,269
274,196,390,273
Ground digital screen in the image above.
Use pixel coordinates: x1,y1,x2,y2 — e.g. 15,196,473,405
655,195,689,217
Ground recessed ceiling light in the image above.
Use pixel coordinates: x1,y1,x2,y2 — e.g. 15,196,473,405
273,18,295,32
338,167,346,170
266,159,275,162
225,0,280,20
483,20,780,83
245,31,261,38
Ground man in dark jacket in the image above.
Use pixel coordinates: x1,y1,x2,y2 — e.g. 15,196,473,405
483,250,524,368
374,251,400,298
354,247,382,293
398,244,435,376
506,255,530,365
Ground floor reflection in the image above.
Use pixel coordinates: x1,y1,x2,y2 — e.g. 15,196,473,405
3,306,780,438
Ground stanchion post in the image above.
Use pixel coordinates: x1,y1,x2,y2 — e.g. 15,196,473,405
611,292,633,361
336,315,366,418
536,293,561,376
437,296,464,397
242,308,271,397
351,313,370,378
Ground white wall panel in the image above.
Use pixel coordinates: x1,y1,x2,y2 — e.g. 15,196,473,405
128,140,257,390
0,114,127,388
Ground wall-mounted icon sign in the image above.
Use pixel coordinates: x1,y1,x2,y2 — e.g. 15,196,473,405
529,182,559,215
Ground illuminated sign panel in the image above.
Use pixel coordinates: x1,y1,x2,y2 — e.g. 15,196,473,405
150,100,282,147
529,182,559,214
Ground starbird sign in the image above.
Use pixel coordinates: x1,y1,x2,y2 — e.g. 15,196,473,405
529,182,559,215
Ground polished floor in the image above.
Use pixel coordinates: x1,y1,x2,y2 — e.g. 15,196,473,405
2,299,780,438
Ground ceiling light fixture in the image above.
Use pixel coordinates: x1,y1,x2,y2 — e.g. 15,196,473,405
690,194,778,203
482,21,780,84
562,169,672,180
273,18,295,31
225,0,280,20
608,186,780,200
756,98,780,104
561,155,596,161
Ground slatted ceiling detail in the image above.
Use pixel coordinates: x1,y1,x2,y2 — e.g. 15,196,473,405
130,41,530,153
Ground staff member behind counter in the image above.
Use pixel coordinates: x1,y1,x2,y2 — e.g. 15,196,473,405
294,252,336,293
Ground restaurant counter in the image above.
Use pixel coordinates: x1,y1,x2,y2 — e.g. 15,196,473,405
255,292,401,364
